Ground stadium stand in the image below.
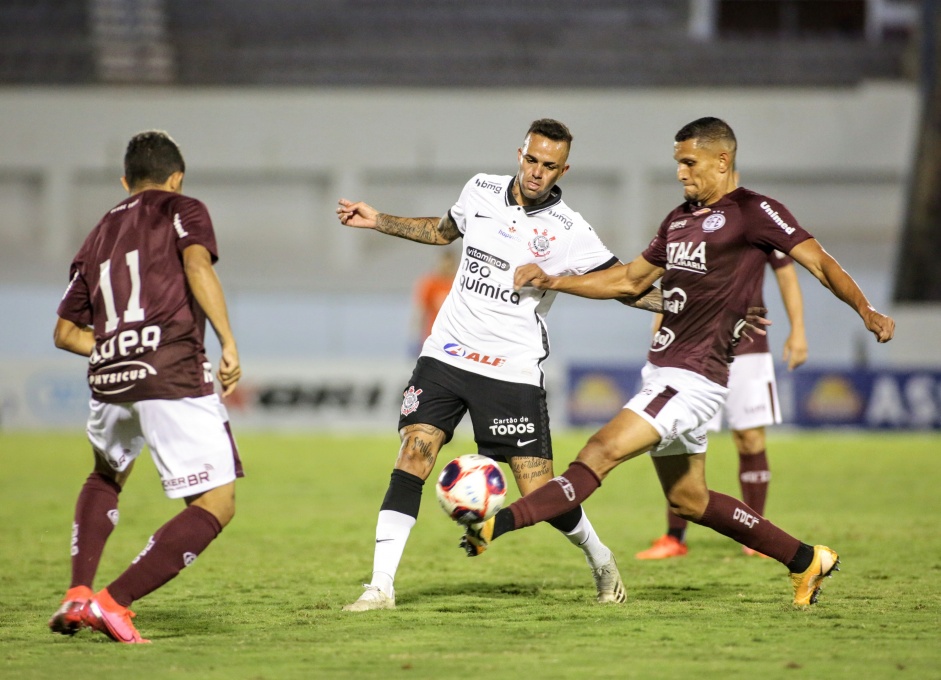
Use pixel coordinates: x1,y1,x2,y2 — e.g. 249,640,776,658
0,0,917,87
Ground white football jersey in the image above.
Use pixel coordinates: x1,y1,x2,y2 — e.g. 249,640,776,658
421,173,617,387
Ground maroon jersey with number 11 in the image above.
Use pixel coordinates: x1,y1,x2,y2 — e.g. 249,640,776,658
58,189,219,402
641,187,813,387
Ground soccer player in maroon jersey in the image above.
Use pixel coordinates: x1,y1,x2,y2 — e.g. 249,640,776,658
48,131,243,642
636,250,807,560
461,117,895,606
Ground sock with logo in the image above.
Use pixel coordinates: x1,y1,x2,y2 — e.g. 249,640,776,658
370,470,424,595
550,506,612,570
666,507,689,543
70,472,122,589
696,490,800,565
495,461,602,538
739,450,770,516
106,505,222,607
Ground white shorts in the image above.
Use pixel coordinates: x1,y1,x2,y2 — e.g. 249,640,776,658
86,394,242,499
625,363,728,457
705,352,781,432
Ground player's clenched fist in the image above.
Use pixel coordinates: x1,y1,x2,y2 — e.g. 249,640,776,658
514,263,554,291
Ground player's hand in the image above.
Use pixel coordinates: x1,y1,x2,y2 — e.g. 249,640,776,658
863,308,895,343
337,198,379,229
514,263,553,291
217,343,241,397
782,332,808,371
739,306,770,343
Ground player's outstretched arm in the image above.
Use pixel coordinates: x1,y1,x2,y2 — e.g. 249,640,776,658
53,318,95,357
183,244,241,396
774,263,808,370
789,238,895,343
337,198,459,245
515,254,663,301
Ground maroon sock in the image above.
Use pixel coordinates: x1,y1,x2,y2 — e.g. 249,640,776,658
667,507,688,542
508,461,601,530
696,490,801,565
70,472,121,588
107,505,223,607
739,450,770,516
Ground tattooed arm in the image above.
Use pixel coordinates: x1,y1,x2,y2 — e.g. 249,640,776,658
615,284,662,313
337,198,460,245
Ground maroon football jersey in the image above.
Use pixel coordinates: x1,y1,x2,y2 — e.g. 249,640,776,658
734,249,793,357
58,189,219,402
642,188,812,386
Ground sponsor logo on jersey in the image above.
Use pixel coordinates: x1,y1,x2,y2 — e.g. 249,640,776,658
702,213,726,232
443,343,506,367
666,241,707,273
548,209,573,230
651,326,676,352
88,360,158,396
489,416,534,436
401,385,422,416
173,212,189,238
474,211,493,219
760,201,795,235
528,228,556,258
692,207,712,216
662,287,688,314
668,219,687,231
498,228,521,241
467,246,509,271
459,274,520,305
475,178,503,194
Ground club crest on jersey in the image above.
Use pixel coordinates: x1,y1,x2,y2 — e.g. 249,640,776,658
702,213,726,232
401,386,423,416
528,228,556,258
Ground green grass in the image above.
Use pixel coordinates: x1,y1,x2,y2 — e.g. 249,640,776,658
1,430,939,679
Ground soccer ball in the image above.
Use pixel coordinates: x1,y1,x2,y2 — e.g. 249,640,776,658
435,454,507,525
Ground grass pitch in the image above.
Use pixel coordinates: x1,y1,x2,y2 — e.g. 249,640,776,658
1,430,939,679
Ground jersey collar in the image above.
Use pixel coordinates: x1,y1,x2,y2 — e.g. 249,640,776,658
506,177,563,215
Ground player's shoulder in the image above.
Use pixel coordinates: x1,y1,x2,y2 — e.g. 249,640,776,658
549,199,593,232
464,172,511,197
729,187,790,216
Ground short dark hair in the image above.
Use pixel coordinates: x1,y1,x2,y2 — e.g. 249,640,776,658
527,118,573,145
675,117,737,154
123,130,185,188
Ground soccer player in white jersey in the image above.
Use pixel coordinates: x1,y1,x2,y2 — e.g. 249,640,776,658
463,117,895,607
336,119,661,611
49,131,243,642
637,249,808,559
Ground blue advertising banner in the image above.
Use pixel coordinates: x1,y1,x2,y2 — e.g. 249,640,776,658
567,363,643,428
791,368,941,430
567,363,941,430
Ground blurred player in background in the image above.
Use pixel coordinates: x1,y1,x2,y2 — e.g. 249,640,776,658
336,118,662,611
49,131,243,643
636,249,807,559
463,117,894,607
411,248,458,354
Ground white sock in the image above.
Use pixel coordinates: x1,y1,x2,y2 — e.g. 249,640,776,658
370,509,416,596
562,511,612,570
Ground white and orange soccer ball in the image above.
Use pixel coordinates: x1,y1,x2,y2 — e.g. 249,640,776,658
435,454,507,525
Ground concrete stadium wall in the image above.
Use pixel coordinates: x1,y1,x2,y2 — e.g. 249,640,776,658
0,84,933,372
